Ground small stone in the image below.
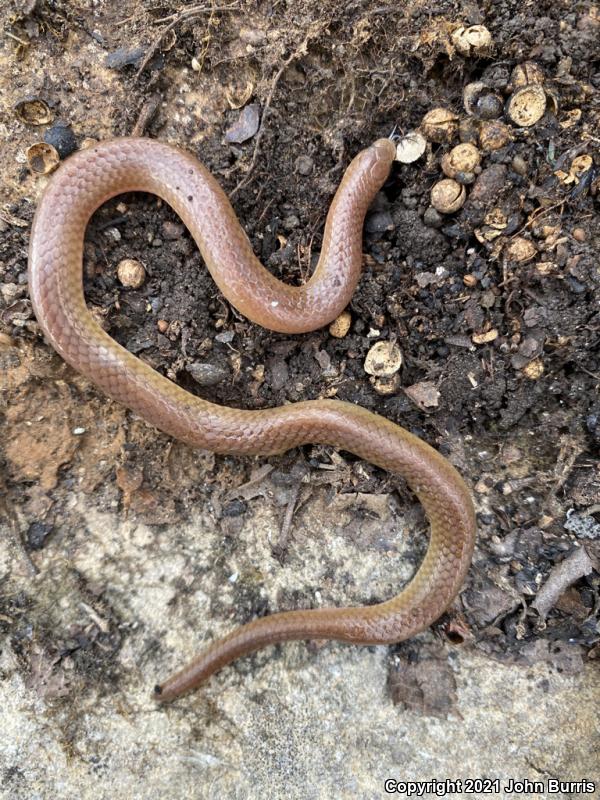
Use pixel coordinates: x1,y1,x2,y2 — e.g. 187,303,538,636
72,427,86,435
365,211,393,233
480,290,496,308
572,228,586,242
161,221,185,240
404,381,440,410
157,319,169,333
225,103,261,143
364,341,403,377
27,521,53,550
423,207,443,228
329,310,351,338
117,259,146,288
222,499,248,517
187,362,230,387
511,155,528,175
470,165,507,203
43,122,77,158
295,155,314,175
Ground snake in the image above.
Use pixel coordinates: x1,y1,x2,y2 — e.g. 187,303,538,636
28,136,476,702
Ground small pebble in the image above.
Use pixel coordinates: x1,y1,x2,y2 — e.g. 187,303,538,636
470,165,507,203
161,221,185,240
365,211,393,233
404,381,440,410
511,155,528,175
27,521,53,550
423,207,443,228
225,103,261,143
572,228,586,242
329,310,351,338
222,499,247,517
44,122,77,158
117,259,146,288
187,362,230,387
283,214,300,231
480,290,496,308
295,155,314,175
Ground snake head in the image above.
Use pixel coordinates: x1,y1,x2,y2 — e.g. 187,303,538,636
365,138,396,184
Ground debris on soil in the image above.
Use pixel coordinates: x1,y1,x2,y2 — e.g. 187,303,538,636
532,546,595,618
388,643,459,719
1,0,599,719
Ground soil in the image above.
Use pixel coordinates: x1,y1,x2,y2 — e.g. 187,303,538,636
0,0,599,796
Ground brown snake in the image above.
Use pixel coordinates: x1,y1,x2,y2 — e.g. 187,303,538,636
28,137,476,702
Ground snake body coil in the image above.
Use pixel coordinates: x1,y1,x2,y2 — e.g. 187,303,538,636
28,137,476,702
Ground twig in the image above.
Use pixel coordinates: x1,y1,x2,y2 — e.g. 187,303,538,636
134,3,238,79
5,31,29,46
131,93,161,136
272,483,301,565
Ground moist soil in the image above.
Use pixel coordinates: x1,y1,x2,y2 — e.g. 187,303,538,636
0,0,599,749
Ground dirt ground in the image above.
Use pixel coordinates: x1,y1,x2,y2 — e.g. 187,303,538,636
1,1,599,798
